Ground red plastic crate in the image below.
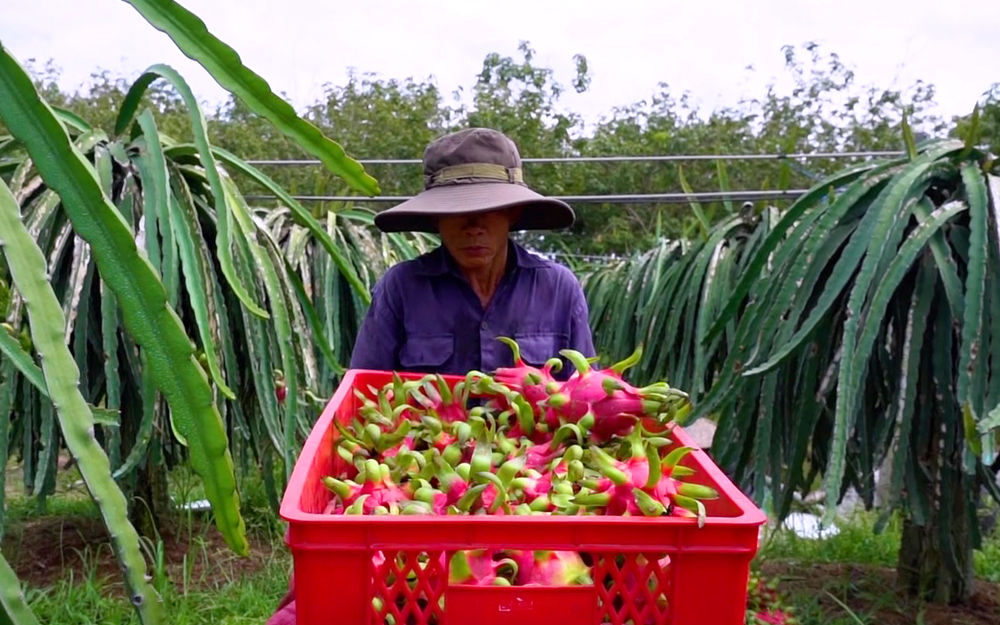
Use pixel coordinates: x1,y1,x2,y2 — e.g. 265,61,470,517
280,370,767,625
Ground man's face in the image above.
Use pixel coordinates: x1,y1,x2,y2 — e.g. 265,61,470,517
437,208,519,272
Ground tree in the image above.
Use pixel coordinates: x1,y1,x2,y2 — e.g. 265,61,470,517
952,82,1000,158
10,41,954,258
208,68,454,202
566,42,947,255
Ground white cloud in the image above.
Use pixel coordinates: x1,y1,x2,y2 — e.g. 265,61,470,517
3,0,996,131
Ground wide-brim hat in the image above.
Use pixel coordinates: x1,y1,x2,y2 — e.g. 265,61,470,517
372,128,576,233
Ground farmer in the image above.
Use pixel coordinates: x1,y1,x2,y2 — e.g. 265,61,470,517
266,127,595,625
349,126,596,375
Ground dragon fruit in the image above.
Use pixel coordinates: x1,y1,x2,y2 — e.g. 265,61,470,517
492,337,564,428
505,425,584,475
752,609,798,624
380,436,417,461
412,415,458,452
572,444,659,516
508,550,592,586
431,454,472,508
410,374,470,423
449,550,520,586
532,551,591,585
479,482,507,514
543,347,690,442
516,439,562,472
510,469,553,500
410,482,449,515
571,433,718,524
322,459,411,515
448,550,589,587
744,571,800,624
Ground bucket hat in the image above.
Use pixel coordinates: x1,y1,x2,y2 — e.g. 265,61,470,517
372,127,576,233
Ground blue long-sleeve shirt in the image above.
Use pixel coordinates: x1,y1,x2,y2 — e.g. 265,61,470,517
349,240,596,379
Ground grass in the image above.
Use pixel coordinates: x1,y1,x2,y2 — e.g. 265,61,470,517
752,511,904,625
753,504,1000,624
756,503,1000,582
757,509,903,568
3,456,294,624
21,556,291,625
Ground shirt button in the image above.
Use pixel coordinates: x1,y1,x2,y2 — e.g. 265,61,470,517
481,321,489,331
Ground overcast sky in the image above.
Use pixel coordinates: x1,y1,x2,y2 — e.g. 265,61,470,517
3,0,998,135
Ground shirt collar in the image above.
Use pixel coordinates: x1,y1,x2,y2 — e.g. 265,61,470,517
414,239,548,277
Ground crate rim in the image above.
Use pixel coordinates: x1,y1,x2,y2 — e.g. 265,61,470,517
280,369,768,528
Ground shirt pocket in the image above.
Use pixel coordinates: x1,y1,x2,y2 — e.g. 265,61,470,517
399,334,455,372
514,332,568,368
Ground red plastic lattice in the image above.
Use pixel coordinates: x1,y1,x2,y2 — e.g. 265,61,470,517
371,550,448,625
594,553,672,625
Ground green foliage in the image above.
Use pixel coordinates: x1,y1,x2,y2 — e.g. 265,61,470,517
953,82,1000,159
582,205,768,398
119,0,379,196
0,65,426,517
0,551,41,625
758,511,904,570
583,129,1000,604
0,2,429,622
5,528,292,625
0,171,162,621
0,46,249,566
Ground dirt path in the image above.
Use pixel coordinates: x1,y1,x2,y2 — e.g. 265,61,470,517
762,561,1000,625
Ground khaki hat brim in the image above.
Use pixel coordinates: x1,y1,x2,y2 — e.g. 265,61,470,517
372,182,575,233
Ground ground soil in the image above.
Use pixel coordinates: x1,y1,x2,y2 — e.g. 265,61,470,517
6,522,998,624
2,455,282,594
4,458,999,623
762,561,1000,625
2,514,281,593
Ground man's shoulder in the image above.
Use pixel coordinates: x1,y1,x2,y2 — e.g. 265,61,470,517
513,242,576,277
379,248,441,283
511,244,586,304
513,242,569,273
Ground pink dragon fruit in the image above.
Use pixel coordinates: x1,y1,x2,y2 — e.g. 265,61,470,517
432,456,471,507
507,424,584,473
492,337,564,428
517,439,562,472
480,482,506,514
410,374,470,423
572,445,657,516
503,550,592,586
411,482,449,515
572,436,718,523
541,347,662,442
462,453,526,515
322,459,410,515
449,550,519,586
745,571,800,624
753,610,798,624
525,551,592,586
414,415,458,452
510,470,553,501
